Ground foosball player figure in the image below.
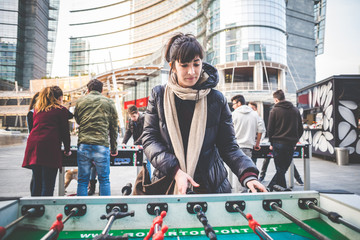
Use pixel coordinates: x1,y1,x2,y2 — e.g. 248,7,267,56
144,211,168,240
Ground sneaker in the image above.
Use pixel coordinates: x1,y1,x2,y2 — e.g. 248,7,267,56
259,176,264,182
296,179,304,186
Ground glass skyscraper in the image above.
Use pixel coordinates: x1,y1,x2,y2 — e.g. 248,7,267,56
206,0,288,93
0,0,59,90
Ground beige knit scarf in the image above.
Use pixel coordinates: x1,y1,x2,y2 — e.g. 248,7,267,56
164,72,211,194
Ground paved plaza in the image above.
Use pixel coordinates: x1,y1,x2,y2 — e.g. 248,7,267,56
1,135,360,198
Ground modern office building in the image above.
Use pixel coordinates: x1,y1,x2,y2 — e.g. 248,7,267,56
0,0,59,90
46,0,60,77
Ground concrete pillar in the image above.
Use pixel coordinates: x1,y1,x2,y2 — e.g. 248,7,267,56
253,63,263,90
112,72,125,136
218,69,225,85
278,69,286,90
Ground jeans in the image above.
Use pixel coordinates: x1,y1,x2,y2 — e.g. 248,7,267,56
259,157,271,178
260,158,302,181
77,144,110,196
268,142,295,190
31,165,58,196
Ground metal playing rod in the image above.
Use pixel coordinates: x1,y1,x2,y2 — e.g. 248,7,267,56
144,206,168,240
233,204,273,240
270,202,330,240
306,200,360,234
40,207,79,240
5,207,36,230
121,183,132,196
0,207,39,239
154,206,161,233
193,204,217,240
101,207,120,235
62,207,78,224
93,206,134,240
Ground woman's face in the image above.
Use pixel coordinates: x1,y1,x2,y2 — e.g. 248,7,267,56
173,57,202,88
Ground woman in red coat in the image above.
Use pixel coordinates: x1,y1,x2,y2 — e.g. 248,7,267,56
22,86,71,196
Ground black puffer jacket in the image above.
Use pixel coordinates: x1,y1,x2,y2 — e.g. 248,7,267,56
122,114,145,145
142,62,258,193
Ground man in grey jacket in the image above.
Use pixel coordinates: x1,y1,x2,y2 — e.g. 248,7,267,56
231,95,265,159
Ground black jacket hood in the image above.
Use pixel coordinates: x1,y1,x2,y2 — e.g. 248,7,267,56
193,62,219,90
275,100,294,109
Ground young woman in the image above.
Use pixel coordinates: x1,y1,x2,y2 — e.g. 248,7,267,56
141,33,267,194
22,86,71,196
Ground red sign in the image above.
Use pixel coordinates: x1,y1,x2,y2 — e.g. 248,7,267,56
124,96,149,109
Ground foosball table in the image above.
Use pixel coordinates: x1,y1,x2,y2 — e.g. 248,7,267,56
229,143,311,192
1,190,359,240
58,145,144,196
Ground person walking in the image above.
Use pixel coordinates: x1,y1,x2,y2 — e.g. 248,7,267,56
122,105,145,145
141,33,266,194
248,102,303,185
247,101,271,182
267,90,304,190
231,95,265,160
74,79,119,196
22,86,71,196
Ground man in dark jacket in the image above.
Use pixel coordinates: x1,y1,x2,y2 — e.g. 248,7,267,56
267,89,304,190
122,105,145,145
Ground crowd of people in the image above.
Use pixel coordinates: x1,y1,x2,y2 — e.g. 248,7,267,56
22,33,304,197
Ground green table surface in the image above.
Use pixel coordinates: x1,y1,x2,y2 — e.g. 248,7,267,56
5,219,348,240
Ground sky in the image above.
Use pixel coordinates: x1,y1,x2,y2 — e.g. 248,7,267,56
51,1,71,77
315,0,360,81
51,0,360,82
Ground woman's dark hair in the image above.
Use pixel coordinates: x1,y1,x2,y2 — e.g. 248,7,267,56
29,92,40,111
165,33,204,71
51,86,63,100
87,79,103,93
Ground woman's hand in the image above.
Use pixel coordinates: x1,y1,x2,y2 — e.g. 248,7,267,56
246,180,268,193
174,169,199,194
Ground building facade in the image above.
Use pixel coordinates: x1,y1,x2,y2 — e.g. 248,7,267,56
68,0,132,76
67,0,319,123
0,0,59,90
68,0,200,105
198,0,317,125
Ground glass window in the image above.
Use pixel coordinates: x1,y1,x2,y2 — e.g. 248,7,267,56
255,53,261,60
242,53,248,60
